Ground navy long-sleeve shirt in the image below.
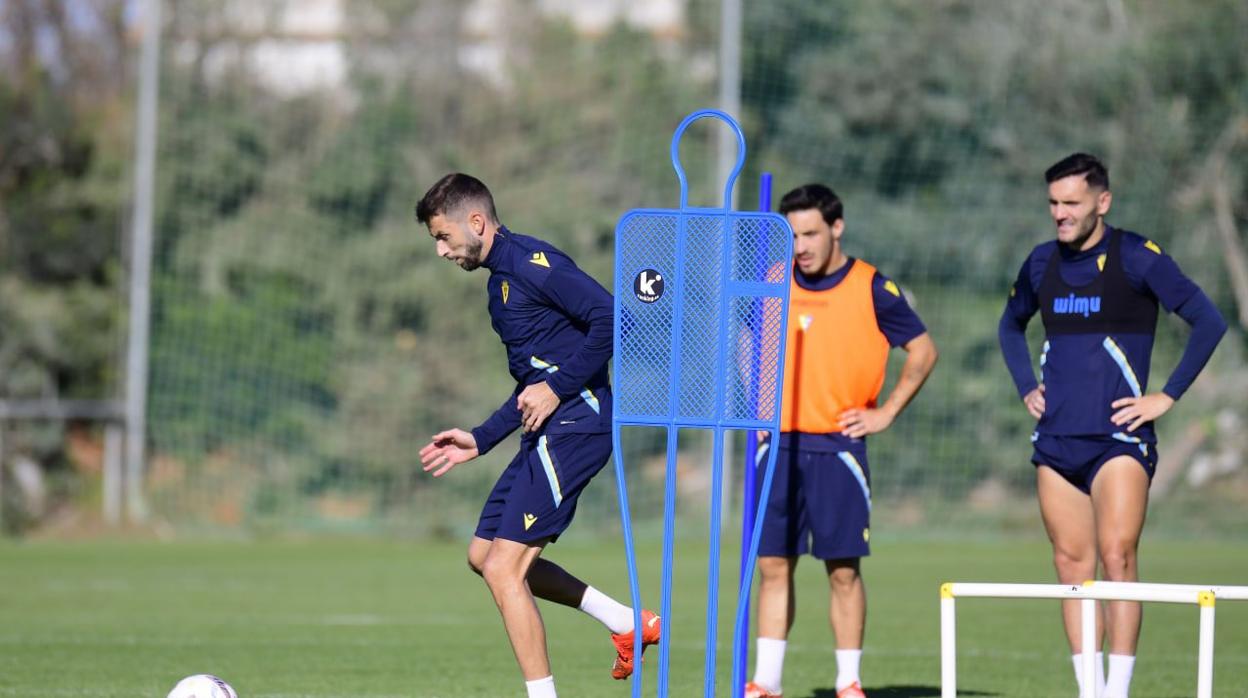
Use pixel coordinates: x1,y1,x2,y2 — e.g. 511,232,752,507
470,227,614,455
999,227,1227,439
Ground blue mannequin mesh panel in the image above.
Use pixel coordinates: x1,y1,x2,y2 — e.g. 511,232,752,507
614,211,789,428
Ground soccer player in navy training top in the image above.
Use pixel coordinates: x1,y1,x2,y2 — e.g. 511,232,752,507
999,154,1227,698
415,174,659,698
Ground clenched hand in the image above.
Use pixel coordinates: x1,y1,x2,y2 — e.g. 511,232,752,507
517,381,560,433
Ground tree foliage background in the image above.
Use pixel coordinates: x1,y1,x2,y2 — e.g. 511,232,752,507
1,0,1245,536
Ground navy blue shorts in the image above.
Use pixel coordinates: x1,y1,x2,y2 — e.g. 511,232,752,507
755,434,872,560
475,432,611,544
1031,433,1158,494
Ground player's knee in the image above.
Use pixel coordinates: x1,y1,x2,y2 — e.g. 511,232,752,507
480,553,523,590
757,557,793,584
828,564,861,590
466,543,489,576
1052,548,1095,580
1098,545,1137,579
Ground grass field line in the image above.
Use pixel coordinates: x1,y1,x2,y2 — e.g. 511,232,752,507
0,691,412,698
0,635,417,647
246,694,412,698
35,579,396,594
0,610,472,629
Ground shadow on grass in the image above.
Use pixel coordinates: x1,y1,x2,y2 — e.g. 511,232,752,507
804,686,997,698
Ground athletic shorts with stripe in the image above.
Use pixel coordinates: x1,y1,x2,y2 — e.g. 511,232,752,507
756,433,872,560
475,431,612,544
1031,433,1158,495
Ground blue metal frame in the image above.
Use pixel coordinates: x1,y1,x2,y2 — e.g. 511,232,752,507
736,170,773,687
611,110,793,698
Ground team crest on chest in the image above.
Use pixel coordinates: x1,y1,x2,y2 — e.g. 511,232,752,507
501,280,510,304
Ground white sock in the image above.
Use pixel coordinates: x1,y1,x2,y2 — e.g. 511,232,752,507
835,649,863,691
525,675,556,698
753,637,786,694
1105,654,1135,698
1071,652,1106,696
578,586,634,634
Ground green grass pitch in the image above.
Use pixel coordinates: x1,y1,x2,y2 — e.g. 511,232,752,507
1,537,1245,697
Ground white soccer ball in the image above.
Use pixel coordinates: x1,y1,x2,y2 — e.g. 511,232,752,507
166,674,238,698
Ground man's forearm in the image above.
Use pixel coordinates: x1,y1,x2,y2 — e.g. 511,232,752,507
881,334,938,418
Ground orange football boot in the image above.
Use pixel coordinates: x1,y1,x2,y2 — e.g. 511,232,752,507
610,609,661,680
744,681,782,698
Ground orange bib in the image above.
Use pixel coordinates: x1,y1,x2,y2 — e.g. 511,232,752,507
780,260,890,434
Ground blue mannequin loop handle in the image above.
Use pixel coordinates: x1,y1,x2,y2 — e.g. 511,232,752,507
669,109,747,211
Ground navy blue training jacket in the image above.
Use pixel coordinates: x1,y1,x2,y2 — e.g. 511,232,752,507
470,227,614,455
998,226,1226,439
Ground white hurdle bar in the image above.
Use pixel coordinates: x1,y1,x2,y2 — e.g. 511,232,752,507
939,581,1248,698
1086,581,1248,601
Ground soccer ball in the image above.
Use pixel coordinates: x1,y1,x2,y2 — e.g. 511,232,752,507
166,674,238,698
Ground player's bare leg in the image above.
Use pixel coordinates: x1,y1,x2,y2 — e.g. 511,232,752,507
826,558,865,648
470,535,654,680
469,536,587,607
468,536,492,576
749,556,797,696
1090,456,1149,654
479,536,553,680
1037,466,1104,649
1038,465,1108,695
757,555,798,638
826,558,866,694
1091,456,1150,698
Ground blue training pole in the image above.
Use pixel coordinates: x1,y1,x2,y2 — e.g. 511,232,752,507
736,171,772,686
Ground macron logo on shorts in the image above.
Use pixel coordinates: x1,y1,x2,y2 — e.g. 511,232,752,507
523,513,537,530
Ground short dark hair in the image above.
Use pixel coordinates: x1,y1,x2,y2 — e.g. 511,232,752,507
415,173,499,225
1045,153,1109,190
778,183,843,224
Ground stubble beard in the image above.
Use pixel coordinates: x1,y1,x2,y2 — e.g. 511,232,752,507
458,236,485,271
